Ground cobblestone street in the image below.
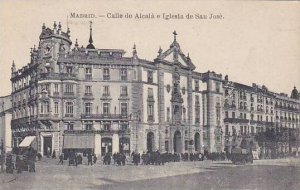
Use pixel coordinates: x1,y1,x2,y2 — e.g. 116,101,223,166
1,158,300,190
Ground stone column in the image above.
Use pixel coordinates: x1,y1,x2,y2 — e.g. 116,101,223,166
94,134,101,157
112,133,119,154
182,132,185,153
40,135,44,156
170,130,174,153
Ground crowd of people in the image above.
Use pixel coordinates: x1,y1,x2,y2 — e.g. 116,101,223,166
61,150,229,167
1,148,230,174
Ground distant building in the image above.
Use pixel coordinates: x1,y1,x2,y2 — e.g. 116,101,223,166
0,95,12,153
9,22,300,157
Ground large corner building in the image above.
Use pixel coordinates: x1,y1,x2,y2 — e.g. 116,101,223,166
9,22,300,157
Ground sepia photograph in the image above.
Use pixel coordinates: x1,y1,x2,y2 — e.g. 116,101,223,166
0,0,300,189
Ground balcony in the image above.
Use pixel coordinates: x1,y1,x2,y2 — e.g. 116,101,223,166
121,76,127,81
65,114,74,118
103,75,110,80
39,113,50,118
224,118,249,124
224,103,236,110
81,113,128,120
84,91,93,96
63,127,131,135
39,73,78,81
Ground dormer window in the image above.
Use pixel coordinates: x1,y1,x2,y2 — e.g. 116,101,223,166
120,69,127,81
66,66,73,74
103,68,110,80
85,67,92,80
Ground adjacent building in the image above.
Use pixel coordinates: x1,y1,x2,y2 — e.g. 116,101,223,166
0,95,12,153
9,22,300,157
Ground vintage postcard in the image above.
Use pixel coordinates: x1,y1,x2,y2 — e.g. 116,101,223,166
0,0,300,190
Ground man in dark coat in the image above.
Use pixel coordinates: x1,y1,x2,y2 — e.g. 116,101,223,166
87,153,93,166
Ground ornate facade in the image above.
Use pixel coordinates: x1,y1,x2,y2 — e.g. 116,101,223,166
9,22,300,157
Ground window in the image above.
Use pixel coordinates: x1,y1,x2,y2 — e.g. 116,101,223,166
103,123,111,131
147,71,153,83
165,141,169,152
40,103,44,114
85,123,93,130
121,103,128,116
65,123,74,131
103,68,110,80
225,125,229,135
232,112,235,118
244,113,246,119
225,89,229,96
103,103,110,115
120,69,127,81
85,67,92,80
232,126,236,135
85,85,92,95
195,95,200,123
121,124,128,131
225,111,228,118
195,80,199,91
182,107,186,121
85,103,92,115
185,140,188,151
40,101,50,114
148,88,153,98
120,86,128,96
54,84,59,94
133,70,137,80
216,82,220,93
66,66,73,74
240,126,243,135
167,107,170,122
65,102,74,117
103,86,110,96
65,84,74,94
147,104,154,121
240,113,243,119
54,102,59,114
45,84,50,94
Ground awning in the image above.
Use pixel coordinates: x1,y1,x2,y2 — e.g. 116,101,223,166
63,134,95,149
19,136,36,147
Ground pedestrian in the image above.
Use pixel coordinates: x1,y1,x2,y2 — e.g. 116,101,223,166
47,147,51,158
93,154,97,164
77,154,82,165
58,153,64,165
87,153,93,166
121,152,126,166
52,150,56,159
113,153,117,165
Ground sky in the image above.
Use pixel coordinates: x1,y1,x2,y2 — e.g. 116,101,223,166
0,0,299,96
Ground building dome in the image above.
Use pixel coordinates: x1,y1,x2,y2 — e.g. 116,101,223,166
291,86,299,99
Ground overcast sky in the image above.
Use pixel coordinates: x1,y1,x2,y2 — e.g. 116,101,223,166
0,0,299,97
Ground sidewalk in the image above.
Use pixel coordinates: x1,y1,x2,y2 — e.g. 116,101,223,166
0,172,17,185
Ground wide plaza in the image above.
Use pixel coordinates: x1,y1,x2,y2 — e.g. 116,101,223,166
1,158,300,190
